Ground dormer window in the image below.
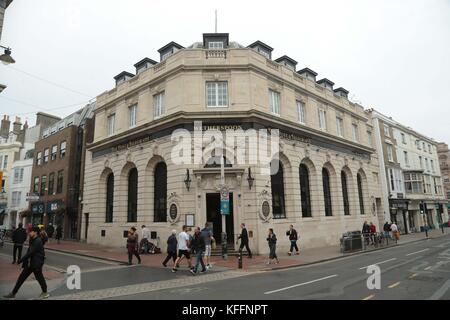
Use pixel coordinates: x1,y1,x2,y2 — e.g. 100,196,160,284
208,42,224,49
297,68,318,82
134,58,157,75
114,71,134,86
317,78,335,90
334,87,349,98
203,33,229,50
275,56,297,71
248,40,273,59
157,41,184,61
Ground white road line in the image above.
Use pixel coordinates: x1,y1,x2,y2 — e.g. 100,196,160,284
358,258,397,270
406,248,430,256
264,274,338,295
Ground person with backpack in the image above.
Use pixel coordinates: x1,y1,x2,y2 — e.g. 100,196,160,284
126,227,141,265
383,221,391,240
286,224,299,255
266,228,279,264
3,227,49,299
201,222,214,269
190,227,207,275
162,230,177,267
12,223,27,264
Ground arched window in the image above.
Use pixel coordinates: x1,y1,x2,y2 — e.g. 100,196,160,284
341,171,350,216
154,162,167,222
322,168,332,216
357,173,365,215
105,173,114,223
299,164,312,217
271,160,286,219
127,168,138,222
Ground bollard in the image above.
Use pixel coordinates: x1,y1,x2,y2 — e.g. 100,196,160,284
221,232,228,260
238,249,243,269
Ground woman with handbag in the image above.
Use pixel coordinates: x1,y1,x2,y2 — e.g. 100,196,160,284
127,227,141,265
266,228,279,265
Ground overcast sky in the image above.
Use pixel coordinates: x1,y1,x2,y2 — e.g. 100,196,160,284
0,0,449,143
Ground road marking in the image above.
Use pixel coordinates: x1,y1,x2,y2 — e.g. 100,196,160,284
362,294,375,300
358,258,397,270
427,280,450,300
408,273,418,279
424,266,432,271
388,281,401,289
264,274,338,295
406,249,429,256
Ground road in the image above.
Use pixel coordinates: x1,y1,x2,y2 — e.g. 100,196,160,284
1,235,449,300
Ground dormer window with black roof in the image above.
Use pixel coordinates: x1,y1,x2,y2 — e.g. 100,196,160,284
158,41,184,61
275,56,298,71
334,87,349,98
203,33,229,50
114,71,134,86
134,58,158,75
248,40,273,59
297,68,318,81
317,78,335,90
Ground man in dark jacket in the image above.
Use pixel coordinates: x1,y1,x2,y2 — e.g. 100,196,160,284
362,221,371,245
237,223,252,258
45,223,55,240
12,223,27,264
286,224,299,255
190,227,206,275
3,227,49,299
162,229,178,267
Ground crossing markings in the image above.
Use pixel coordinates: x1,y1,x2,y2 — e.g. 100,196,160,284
388,281,401,289
362,294,375,300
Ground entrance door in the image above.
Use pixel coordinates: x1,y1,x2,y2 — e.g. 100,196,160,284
84,213,89,240
206,193,234,245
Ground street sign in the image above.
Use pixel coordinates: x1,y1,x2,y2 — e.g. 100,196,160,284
220,186,230,215
26,193,40,201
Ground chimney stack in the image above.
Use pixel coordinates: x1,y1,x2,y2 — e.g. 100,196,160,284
23,121,29,130
1,115,11,138
13,116,22,133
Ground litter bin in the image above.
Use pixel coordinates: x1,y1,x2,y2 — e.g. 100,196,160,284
340,231,363,253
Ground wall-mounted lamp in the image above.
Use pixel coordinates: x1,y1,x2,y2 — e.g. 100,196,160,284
247,167,254,190
184,169,192,191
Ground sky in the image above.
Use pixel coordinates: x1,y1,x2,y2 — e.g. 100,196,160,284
0,0,449,143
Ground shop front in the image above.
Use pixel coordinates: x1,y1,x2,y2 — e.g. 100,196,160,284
31,201,45,225
389,198,410,234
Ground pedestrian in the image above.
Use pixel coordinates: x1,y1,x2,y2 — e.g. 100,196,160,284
390,222,399,241
39,227,48,246
162,229,178,267
140,225,151,254
45,223,55,241
266,228,279,264
126,227,141,265
369,222,376,245
55,225,62,244
201,222,214,269
286,224,299,255
172,225,192,273
11,223,27,264
362,221,370,245
383,221,391,239
3,226,49,299
190,227,207,275
237,223,252,258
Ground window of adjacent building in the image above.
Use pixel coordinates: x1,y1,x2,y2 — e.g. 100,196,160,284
208,41,224,49
51,145,57,161
2,155,8,169
352,124,359,142
318,109,327,131
401,133,406,144
60,141,66,158
13,168,24,184
57,170,64,194
423,175,432,194
405,173,423,194
367,131,372,147
422,142,426,150
0,155,2,169
299,164,312,218
33,177,39,193
416,140,421,150
297,101,306,124
341,171,350,216
357,173,365,215
107,114,115,136
43,148,49,163
153,91,165,117
387,144,394,162
425,158,429,171
154,162,167,222
269,90,281,116
322,168,333,216
35,152,42,166
257,47,270,59
419,156,423,169
271,159,286,219
129,105,137,128
389,169,395,191
336,117,344,137
428,144,432,154
11,191,21,206
127,168,138,222
404,151,409,166
40,175,47,196
206,82,228,108
384,125,390,137
48,172,55,195
105,173,114,223
431,159,435,173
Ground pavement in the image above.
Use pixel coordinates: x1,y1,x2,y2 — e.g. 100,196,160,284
0,229,448,300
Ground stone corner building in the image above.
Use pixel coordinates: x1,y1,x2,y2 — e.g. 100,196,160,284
82,33,383,254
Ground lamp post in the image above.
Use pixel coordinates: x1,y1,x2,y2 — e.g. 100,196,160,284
184,169,191,191
247,167,254,190
0,45,15,65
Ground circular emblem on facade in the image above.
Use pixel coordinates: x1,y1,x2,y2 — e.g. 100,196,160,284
169,204,178,220
262,201,270,217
